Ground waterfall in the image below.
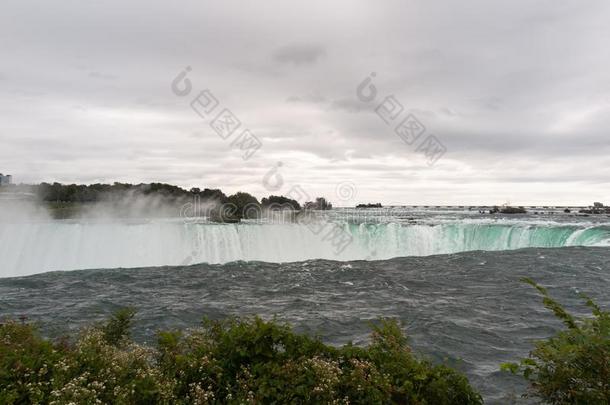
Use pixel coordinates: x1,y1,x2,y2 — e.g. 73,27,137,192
1,219,609,277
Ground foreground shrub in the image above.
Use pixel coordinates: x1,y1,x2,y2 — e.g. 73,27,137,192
1,312,168,404
0,319,62,403
502,278,610,404
0,314,482,404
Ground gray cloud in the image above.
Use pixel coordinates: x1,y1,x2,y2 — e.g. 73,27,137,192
329,98,369,113
286,93,327,104
88,71,118,80
273,44,326,65
286,94,368,113
0,0,609,205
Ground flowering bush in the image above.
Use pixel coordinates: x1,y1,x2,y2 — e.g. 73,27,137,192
1,313,482,404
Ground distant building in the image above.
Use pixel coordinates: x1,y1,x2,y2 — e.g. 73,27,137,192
594,202,604,208
0,173,12,186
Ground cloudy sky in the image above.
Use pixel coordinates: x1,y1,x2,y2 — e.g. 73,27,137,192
1,0,609,205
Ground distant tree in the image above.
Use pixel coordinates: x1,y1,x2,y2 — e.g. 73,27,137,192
356,203,382,209
201,188,228,202
35,182,199,204
227,192,261,219
261,195,301,210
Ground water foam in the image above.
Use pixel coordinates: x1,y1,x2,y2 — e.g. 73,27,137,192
1,220,609,277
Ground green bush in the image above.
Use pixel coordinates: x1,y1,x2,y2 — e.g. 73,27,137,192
0,314,482,404
0,319,63,403
1,312,168,404
502,278,610,404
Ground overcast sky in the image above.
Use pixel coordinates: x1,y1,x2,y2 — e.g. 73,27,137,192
1,0,609,205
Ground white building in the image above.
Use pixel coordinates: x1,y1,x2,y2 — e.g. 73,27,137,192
0,173,12,186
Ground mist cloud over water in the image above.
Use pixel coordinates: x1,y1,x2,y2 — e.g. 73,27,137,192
2,213,609,278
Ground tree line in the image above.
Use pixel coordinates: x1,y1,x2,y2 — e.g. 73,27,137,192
1,182,335,220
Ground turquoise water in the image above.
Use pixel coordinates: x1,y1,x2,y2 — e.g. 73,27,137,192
1,207,609,277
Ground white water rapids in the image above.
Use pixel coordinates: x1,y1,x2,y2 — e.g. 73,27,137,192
1,219,608,277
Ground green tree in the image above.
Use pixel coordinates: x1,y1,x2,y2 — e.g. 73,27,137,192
502,278,610,404
261,195,301,210
227,192,260,219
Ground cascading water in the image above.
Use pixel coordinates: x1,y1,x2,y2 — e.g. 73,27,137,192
1,219,609,277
